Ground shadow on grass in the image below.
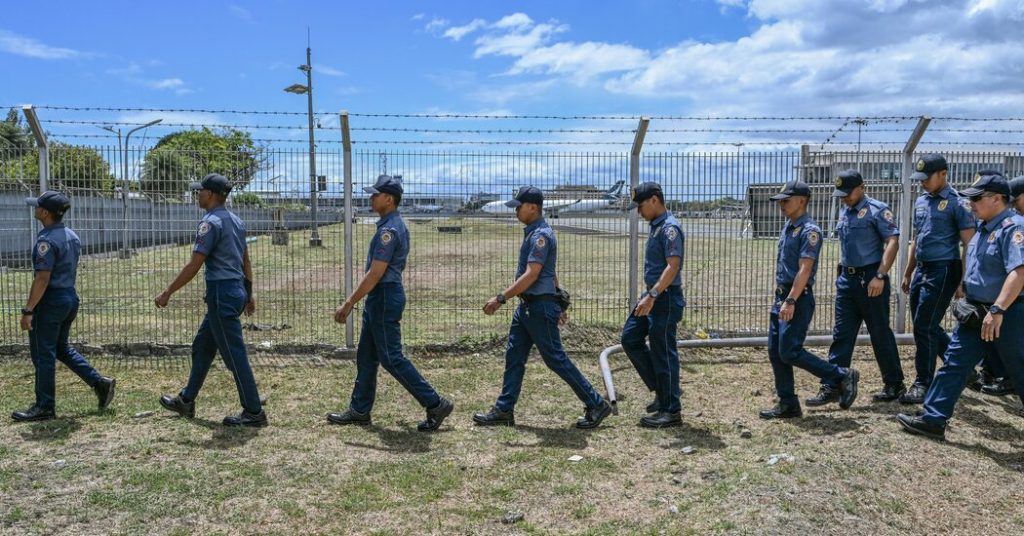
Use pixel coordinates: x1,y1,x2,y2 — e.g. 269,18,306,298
789,415,862,435
661,422,727,451
342,424,439,454
170,417,261,450
18,416,82,442
503,424,591,450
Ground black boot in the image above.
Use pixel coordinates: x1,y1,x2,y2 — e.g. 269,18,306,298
326,408,371,426
981,378,1014,397
11,404,55,422
805,385,839,407
639,411,682,428
93,377,116,409
159,394,195,418
839,368,860,409
472,406,515,427
576,400,612,429
759,403,802,420
418,397,454,432
223,409,268,427
899,383,928,405
897,413,945,440
871,383,906,403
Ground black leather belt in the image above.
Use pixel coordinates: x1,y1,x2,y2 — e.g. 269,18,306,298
519,294,559,303
840,263,880,276
646,285,681,291
917,259,959,269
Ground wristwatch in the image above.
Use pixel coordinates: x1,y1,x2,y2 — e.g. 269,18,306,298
496,293,507,305
874,273,888,280
21,308,34,316
648,287,660,298
989,304,1006,315
784,297,796,306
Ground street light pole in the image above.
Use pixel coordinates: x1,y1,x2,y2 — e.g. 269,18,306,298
285,46,322,247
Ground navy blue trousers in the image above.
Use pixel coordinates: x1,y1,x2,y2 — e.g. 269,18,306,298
621,287,685,413
29,288,102,409
350,283,441,413
822,268,904,388
909,260,962,386
768,288,847,407
182,279,263,414
922,302,1024,424
495,300,603,412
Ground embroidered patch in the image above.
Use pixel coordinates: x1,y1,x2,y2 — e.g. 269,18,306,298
792,226,802,237
916,159,925,171
36,242,50,256
535,236,546,248
857,208,868,219
1014,231,1024,246
988,233,998,243
197,222,211,236
808,231,820,246
835,177,843,188
380,230,393,244
883,209,894,222
938,200,948,211
665,227,678,241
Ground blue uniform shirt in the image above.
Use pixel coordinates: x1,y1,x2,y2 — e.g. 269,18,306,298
645,211,684,287
517,217,558,296
366,210,409,285
193,206,247,281
964,209,1024,304
32,223,81,289
837,196,899,267
913,185,975,262
776,214,822,287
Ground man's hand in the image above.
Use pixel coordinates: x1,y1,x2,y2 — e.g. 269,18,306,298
558,311,568,326
483,297,502,315
20,313,32,331
982,312,1003,342
954,284,966,300
901,273,913,294
154,290,171,308
634,294,654,317
779,301,795,322
244,297,256,316
867,277,885,298
334,301,354,324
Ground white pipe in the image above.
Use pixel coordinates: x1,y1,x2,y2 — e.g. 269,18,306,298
599,334,917,413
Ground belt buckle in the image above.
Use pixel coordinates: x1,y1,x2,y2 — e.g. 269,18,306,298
775,286,785,295
846,266,857,275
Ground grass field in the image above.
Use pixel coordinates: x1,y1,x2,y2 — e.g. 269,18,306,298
1,346,1022,535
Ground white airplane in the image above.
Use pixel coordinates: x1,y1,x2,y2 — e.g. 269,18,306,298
411,203,444,213
480,180,626,215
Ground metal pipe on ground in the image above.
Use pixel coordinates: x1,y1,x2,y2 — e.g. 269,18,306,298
599,333,917,415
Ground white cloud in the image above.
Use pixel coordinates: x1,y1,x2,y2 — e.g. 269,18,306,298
508,41,649,79
493,13,534,29
474,22,568,58
147,78,184,90
424,17,449,33
315,64,345,77
0,29,84,60
229,5,255,23
108,63,194,95
443,19,487,41
411,13,426,21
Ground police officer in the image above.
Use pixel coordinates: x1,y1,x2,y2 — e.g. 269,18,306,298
898,172,1024,440
12,192,115,422
761,180,860,419
900,153,976,404
620,182,687,428
474,186,612,428
156,173,266,427
806,170,905,407
328,174,453,431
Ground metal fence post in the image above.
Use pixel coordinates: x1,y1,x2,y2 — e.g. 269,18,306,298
628,118,650,307
22,105,48,192
895,116,931,333
340,111,354,347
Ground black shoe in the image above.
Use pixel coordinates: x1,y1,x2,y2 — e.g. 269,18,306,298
159,394,195,418
93,377,116,409
326,408,371,426
897,413,945,441
11,404,55,422
472,406,515,427
223,409,268,427
966,369,983,392
576,400,612,429
899,383,928,405
640,411,682,428
981,378,1014,397
418,397,454,432
871,383,907,403
645,399,658,413
759,403,802,420
839,368,860,409
805,385,839,407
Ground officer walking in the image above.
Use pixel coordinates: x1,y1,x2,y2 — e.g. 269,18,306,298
806,170,905,407
156,173,266,427
898,172,1024,440
328,174,454,431
12,192,115,422
620,182,687,428
474,186,612,428
761,180,860,419
900,153,976,404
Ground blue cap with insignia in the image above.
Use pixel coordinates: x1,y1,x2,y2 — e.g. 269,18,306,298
505,185,544,208
626,182,663,210
832,169,863,198
189,173,232,195
770,180,811,201
961,170,1009,197
910,153,948,182
363,174,404,196
1009,175,1024,198
26,190,71,214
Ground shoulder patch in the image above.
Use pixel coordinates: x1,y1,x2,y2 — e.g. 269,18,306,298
36,241,50,256
380,230,393,244
535,235,546,248
938,200,948,211
857,208,868,219
882,209,894,222
1003,218,1014,228
808,231,820,246
1014,231,1024,246
197,222,211,236
665,226,678,241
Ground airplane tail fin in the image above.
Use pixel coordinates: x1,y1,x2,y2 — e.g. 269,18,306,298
604,180,626,199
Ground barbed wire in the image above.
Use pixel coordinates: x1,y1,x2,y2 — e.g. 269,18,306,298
32,105,307,116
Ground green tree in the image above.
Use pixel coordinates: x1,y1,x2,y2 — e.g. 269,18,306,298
0,108,34,157
140,147,198,197
141,128,264,196
0,143,114,191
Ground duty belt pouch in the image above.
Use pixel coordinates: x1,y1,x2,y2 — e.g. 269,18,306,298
951,298,986,329
555,287,571,311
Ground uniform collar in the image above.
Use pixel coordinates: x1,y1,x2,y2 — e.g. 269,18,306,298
930,184,954,199
847,196,869,214
42,222,65,231
786,213,810,229
650,211,669,228
981,208,1015,233
524,217,547,235
376,209,400,228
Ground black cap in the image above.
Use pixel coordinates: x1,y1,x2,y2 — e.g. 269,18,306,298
1009,175,1024,198
832,169,864,198
505,186,544,208
190,173,232,195
363,174,403,196
770,180,811,201
910,153,948,181
960,170,1009,197
26,191,71,214
626,182,663,209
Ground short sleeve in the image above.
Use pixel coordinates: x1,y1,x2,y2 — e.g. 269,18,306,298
955,197,977,230
193,219,220,256
662,225,683,259
372,227,398,263
873,206,899,239
1002,226,1024,273
32,239,56,271
800,228,821,260
527,231,550,265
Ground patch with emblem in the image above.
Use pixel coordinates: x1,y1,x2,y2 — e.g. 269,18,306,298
938,200,948,211
916,159,925,171
835,177,843,188
973,174,982,186
380,230,393,244
665,227,678,241
1003,218,1014,228
792,226,802,237
36,242,50,256
988,232,998,243
857,208,868,219
808,232,820,246
535,236,546,248
1014,231,1024,246
197,222,211,236
882,209,894,222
